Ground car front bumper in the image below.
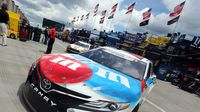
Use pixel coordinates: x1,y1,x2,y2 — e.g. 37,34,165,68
22,81,58,112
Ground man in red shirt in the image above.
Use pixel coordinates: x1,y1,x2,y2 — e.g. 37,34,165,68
46,26,57,54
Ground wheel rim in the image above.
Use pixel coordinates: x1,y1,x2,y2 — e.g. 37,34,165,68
10,34,15,39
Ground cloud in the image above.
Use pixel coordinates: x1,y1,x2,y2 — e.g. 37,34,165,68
15,0,200,36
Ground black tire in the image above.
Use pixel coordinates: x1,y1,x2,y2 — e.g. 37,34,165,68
10,33,16,39
132,104,139,112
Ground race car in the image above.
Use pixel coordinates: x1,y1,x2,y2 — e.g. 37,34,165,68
66,41,91,53
22,47,156,112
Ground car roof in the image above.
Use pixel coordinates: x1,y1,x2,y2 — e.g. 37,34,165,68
101,47,151,64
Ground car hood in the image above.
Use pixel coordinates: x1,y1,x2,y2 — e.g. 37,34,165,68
39,54,142,104
70,44,86,51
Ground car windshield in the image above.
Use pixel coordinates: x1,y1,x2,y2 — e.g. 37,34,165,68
80,48,147,80
74,42,89,48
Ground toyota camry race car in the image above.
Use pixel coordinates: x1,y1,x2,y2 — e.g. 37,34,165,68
22,47,156,112
66,41,91,53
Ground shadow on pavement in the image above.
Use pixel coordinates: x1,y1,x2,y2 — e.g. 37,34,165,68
39,50,46,54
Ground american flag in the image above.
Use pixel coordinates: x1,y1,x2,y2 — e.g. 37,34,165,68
93,3,99,16
86,13,90,19
143,8,152,20
81,15,84,21
111,3,118,13
100,10,107,24
108,3,118,19
72,17,76,23
125,2,136,14
76,16,79,21
169,1,185,17
100,10,107,19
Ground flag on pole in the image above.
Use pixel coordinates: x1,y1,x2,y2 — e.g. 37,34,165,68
167,16,180,25
125,2,136,14
139,20,149,26
81,15,84,21
143,8,152,20
100,10,107,19
108,14,114,19
94,3,99,16
139,8,152,26
100,10,107,24
71,20,74,24
71,17,76,23
86,13,90,19
108,3,118,19
76,16,79,21
169,1,185,17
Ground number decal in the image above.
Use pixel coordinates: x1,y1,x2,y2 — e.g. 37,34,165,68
96,68,130,88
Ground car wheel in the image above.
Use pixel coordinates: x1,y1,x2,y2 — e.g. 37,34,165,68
132,104,139,112
10,33,16,39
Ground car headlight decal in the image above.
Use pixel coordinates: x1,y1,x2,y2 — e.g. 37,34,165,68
116,102,130,111
107,102,130,111
81,100,130,111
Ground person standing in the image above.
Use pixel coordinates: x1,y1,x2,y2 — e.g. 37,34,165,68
46,26,56,54
44,27,49,44
0,4,9,46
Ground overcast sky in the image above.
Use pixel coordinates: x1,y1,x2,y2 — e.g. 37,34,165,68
15,0,200,35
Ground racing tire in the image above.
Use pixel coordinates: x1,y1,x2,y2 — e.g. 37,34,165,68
132,104,139,112
10,33,16,39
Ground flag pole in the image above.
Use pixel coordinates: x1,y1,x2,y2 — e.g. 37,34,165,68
125,13,133,32
109,19,114,32
171,0,186,35
144,23,149,34
101,23,104,31
92,16,97,30
125,1,137,32
85,19,89,30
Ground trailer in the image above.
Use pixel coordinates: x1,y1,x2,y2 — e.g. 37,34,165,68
7,10,20,39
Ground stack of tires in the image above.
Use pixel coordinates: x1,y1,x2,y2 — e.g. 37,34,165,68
19,25,28,41
33,27,42,42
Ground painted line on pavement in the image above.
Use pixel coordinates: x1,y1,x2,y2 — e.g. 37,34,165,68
146,99,167,112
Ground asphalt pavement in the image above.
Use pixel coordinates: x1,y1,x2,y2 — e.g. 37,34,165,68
0,37,199,112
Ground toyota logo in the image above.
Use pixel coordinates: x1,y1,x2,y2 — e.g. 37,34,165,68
41,78,51,90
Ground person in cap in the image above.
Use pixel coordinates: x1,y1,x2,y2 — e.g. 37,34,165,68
0,4,9,46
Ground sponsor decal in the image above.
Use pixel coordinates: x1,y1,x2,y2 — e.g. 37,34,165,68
191,36,200,48
50,57,81,71
39,55,93,83
96,68,130,88
30,83,57,106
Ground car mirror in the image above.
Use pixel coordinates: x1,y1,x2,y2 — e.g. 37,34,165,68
152,75,157,84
